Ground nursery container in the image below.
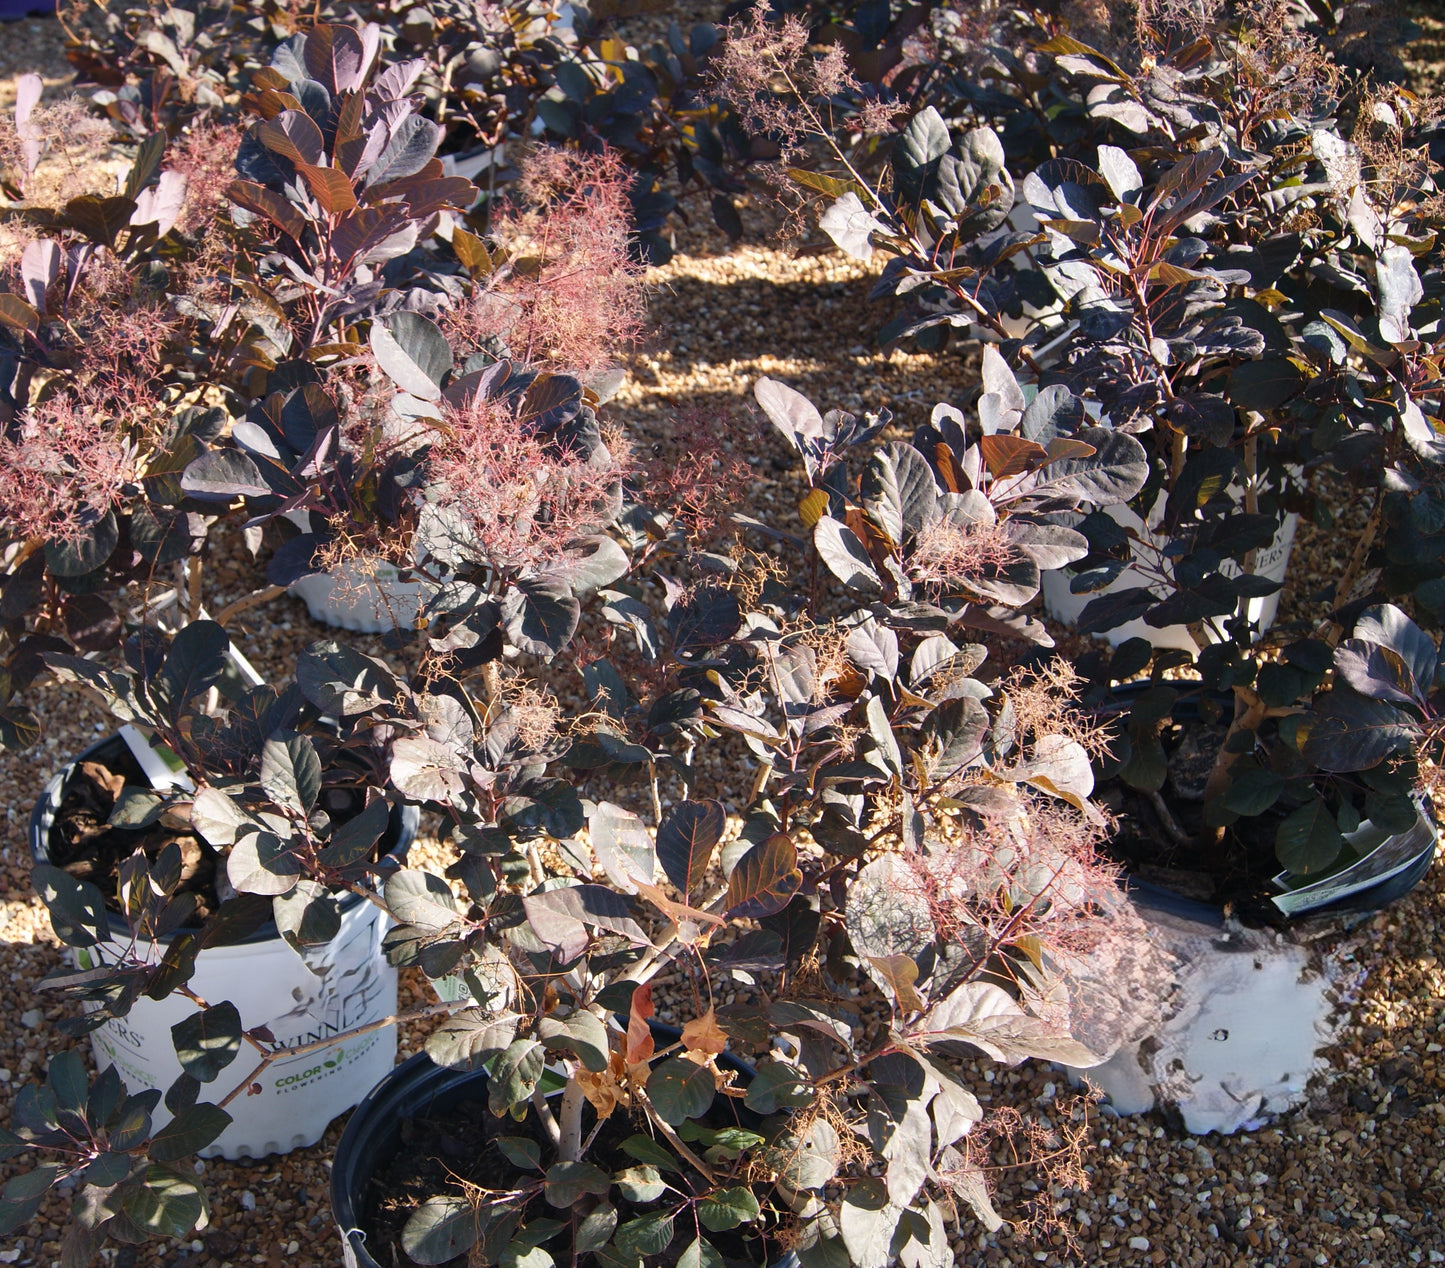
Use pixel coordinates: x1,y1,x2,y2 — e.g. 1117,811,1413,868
30,732,418,1160
1042,494,1299,651
1070,884,1341,1135
332,1027,797,1268
1067,686,1438,1132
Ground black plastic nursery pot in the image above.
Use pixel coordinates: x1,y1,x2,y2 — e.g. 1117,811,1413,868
332,1025,798,1268
1096,681,1437,923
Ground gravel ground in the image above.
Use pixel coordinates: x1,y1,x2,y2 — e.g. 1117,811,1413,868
0,11,1444,1268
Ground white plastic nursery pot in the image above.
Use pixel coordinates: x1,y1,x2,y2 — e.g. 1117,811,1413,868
1042,495,1299,651
30,733,419,1160
1068,887,1341,1135
289,557,426,634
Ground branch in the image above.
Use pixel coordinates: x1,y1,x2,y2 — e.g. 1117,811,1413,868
213,584,286,625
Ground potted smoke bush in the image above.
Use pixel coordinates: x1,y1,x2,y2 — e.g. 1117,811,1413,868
743,3,1445,918
32,621,421,1159
315,375,1164,1267
0,21,653,1250
0,303,1164,1257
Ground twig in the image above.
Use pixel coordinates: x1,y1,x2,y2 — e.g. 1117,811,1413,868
187,556,203,624
532,1086,562,1147
558,1077,586,1162
1147,788,1191,847
214,1001,455,1112
214,584,286,625
639,1092,717,1183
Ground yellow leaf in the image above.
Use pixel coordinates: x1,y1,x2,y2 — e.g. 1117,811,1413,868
798,488,829,528
680,1008,728,1061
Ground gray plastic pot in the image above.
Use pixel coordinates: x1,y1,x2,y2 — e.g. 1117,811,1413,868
31,731,418,1158
332,1025,798,1268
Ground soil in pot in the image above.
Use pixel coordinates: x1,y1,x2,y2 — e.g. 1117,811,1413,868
1099,719,1288,914
362,1084,778,1268
43,736,394,927
47,745,225,915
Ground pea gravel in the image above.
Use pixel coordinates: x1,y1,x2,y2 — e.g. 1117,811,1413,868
0,13,1444,1268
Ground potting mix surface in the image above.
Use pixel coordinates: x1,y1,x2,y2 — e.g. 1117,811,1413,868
1,7,1444,1266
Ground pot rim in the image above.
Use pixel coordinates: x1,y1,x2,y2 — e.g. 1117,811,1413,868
29,731,418,949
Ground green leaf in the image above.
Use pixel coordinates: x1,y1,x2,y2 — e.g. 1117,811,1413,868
425,1010,520,1071
0,704,40,750
698,1187,760,1232
502,577,581,658
259,731,321,813
501,1247,554,1268
64,194,137,248
385,870,461,933
743,1060,813,1114
620,1134,681,1171
116,1165,207,1237
81,1151,133,1188
813,517,881,592
0,293,39,336
0,1164,62,1236
677,1237,726,1268
839,1177,900,1268
860,443,938,544
295,641,399,716
543,1161,611,1207
538,1010,609,1074
402,1195,486,1265
496,1136,541,1171
614,1164,666,1202
1301,691,1415,772
370,312,452,400
273,880,342,950
170,1002,243,1083
786,168,858,199
44,510,118,578
1222,766,1284,816
615,1212,675,1258
846,854,934,963
318,795,390,868
225,827,299,897
576,1203,618,1253
125,130,167,201
655,799,725,896
892,106,951,206
1275,798,1344,875
1226,358,1303,411
108,1093,158,1152
1364,792,1420,834
46,1049,88,1115
159,620,231,717
147,1104,232,1162
724,834,802,921
646,1057,715,1125
32,864,111,948
488,1040,544,1116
